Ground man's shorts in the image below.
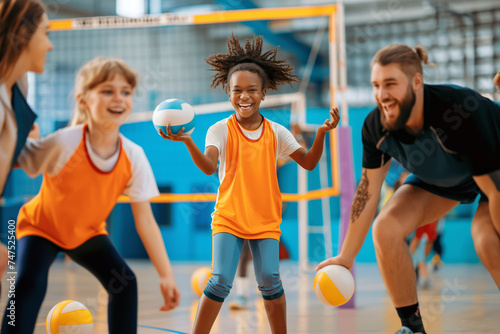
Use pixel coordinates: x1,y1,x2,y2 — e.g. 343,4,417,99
404,174,487,204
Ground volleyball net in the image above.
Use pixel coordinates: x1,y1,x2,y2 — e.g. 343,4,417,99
40,4,354,285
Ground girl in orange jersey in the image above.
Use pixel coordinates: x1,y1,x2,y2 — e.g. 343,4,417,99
160,34,339,334
1,57,180,334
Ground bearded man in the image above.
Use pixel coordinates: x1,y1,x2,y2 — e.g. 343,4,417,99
317,44,500,334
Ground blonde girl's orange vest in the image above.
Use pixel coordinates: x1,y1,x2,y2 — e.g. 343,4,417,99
16,125,132,249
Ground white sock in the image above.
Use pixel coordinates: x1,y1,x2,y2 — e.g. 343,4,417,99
235,276,249,297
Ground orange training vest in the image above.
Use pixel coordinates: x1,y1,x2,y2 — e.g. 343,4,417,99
211,115,282,240
16,125,132,249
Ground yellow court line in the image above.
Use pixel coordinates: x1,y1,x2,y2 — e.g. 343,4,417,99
193,5,336,25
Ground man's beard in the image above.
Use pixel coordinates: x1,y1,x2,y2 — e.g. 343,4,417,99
379,85,416,131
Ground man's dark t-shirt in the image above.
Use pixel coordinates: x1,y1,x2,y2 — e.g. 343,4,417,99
362,84,500,189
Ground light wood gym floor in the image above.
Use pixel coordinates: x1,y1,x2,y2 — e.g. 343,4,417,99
1,260,498,333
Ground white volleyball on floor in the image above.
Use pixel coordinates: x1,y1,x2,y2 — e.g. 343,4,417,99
45,300,93,334
314,265,355,306
152,98,197,135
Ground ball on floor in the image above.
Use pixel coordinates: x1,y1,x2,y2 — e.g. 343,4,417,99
46,300,93,334
314,265,355,306
191,267,212,296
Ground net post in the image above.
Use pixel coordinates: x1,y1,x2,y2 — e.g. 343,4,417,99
336,0,356,309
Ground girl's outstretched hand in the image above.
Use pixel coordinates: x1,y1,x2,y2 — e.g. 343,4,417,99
159,276,181,312
318,107,340,133
158,124,189,142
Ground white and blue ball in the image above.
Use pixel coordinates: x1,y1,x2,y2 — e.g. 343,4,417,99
152,98,196,135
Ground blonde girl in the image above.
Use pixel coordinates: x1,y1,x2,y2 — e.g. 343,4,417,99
1,57,180,334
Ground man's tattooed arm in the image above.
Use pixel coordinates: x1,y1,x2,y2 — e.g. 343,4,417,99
350,169,371,223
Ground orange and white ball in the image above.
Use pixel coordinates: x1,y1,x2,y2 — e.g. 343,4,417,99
46,300,93,334
191,267,212,296
314,265,355,306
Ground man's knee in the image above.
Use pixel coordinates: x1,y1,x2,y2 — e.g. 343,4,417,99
473,232,500,269
372,213,403,245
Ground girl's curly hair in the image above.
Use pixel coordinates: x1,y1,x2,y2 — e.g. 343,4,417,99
205,33,300,92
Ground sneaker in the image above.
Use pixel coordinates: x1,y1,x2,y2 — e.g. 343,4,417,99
394,326,424,334
419,277,432,290
431,254,444,271
229,295,248,310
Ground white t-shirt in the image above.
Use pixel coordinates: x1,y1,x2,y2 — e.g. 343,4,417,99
205,116,303,182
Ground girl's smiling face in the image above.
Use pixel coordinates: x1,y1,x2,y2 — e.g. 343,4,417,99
229,70,266,122
83,74,133,129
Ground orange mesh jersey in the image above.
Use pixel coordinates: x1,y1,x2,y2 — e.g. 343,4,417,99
16,124,159,249
206,115,302,240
